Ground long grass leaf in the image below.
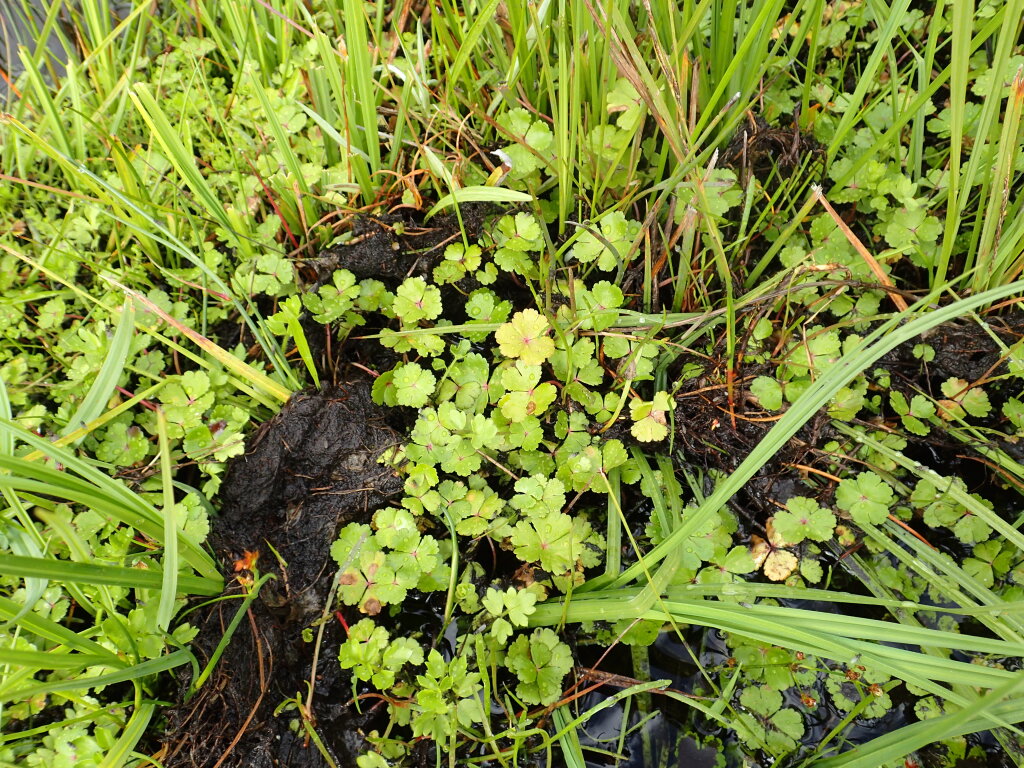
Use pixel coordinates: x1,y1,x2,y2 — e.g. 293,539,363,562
0,554,221,596
101,276,292,404
155,409,179,630
825,0,913,156
0,451,219,581
812,674,1024,768
127,83,238,242
60,300,135,443
447,0,503,88
98,701,155,768
1,650,191,703
426,186,533,218
248,69,311,196
0,648,123,670
0,595,116,659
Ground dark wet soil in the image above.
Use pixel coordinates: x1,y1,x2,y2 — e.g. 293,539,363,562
160,381,403,768
721,107,827,189
298,203,495,287
671,358,832,528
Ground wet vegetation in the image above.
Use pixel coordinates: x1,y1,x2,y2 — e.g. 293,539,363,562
2,1,1024,768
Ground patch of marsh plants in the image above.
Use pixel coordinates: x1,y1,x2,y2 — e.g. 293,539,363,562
1,0,1024,767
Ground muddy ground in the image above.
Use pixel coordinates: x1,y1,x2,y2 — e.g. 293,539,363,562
160,382,402,768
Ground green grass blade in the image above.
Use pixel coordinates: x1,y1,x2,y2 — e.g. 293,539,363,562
934,0,973,285
812,674,1024,768
0,554,221,596
426,187,533,219
60,299,136,443
0,648,123,671
156,408,179,630
0,527,48,627
0,595,117,659
248,68,311,197
98,701,155,768
447,0,503,90
190,573,273,695
1,650,192,703
16,44,72,157
341,0,381,198
836,423,1024,554
825,0,913,157
0,448,219,581
102,277,293,404
127,83,240,245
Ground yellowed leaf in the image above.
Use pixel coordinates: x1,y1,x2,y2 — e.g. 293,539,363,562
751,525,800,581
764,550,799,581
750,534,770,569
937,399,962,421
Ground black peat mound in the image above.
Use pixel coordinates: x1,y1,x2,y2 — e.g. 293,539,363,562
160,381,402,768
